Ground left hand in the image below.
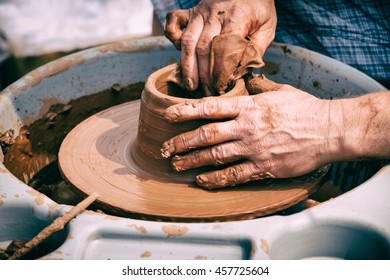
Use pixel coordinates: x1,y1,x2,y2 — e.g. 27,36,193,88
161,85,342,189
164,0,277,94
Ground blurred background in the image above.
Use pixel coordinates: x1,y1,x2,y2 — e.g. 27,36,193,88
0,0,164,90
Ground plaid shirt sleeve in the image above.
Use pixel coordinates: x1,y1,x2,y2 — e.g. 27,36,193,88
274,0,389,88
151,0,389,88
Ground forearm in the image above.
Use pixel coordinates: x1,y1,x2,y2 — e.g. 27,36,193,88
332,91,390,161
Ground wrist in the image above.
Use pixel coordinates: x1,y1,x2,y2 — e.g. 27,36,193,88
328,93,390,161
321,98,354,163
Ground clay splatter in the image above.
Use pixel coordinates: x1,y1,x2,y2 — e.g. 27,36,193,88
140,251,152,258
260,238,269,256
0,194,6,206
104,215,120,221
128,224,147,234
162,225,189,237
26,189,45,205
281,45,292,54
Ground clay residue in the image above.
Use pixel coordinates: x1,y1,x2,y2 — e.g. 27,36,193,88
8,55,86,96
260,238,269,256
26,188,45,206
3,82,144,204
4,127,52,184
162,225,189,237
0,193,6,206
140,251,152,258
210,34,264,94
312,80,322,90
262,61,280,75
194,255,207,260
23,97,64,126
303,199,320,208
128,224,147,234
281,45,292,54
104,215,120,221
49,202,58,209
0,129,15,148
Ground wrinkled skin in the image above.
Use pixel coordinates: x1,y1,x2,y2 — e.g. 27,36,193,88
161,83,341,189
165,0,276,94
161,81,390,189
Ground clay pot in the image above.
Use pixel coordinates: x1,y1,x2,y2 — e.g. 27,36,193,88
131,63,248,176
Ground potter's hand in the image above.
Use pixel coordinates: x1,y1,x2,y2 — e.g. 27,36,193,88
161,85,344,189
165,0,276,94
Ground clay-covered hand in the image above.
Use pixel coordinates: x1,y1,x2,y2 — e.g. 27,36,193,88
165,0,276,94
161,85,345,189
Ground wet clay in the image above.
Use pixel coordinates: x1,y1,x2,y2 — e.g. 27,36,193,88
210,34,264,94
132,64,248,174
3,82,145,204
57,64,328,222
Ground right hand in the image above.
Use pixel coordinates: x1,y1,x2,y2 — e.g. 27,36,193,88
161,82,341,189
164,0,277,95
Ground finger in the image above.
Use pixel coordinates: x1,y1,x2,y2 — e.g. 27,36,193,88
196,18,222,94
248,20,276,56
165,9,190,50
161,120,240,158
171,141,245,171
220,16,248,37
180,14,204,91
164,96,246,123
195,161,276,189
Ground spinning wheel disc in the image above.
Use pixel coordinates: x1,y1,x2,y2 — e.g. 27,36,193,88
59,100,327,222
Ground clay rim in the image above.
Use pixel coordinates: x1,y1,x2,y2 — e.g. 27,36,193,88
147,63,247,103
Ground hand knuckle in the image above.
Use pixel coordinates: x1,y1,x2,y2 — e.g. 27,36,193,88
257,158,273,172
201,98,220,117
198,124,218,144
210,145,225,165
165,10,176,22
175,134,189,150
227,165,243,185
181,32,197,44
196,41,210,57
245,120,258,135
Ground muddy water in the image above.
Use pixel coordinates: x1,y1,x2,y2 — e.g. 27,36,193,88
3,83,144,205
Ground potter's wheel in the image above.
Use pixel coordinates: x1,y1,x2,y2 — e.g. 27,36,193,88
59,99,328,222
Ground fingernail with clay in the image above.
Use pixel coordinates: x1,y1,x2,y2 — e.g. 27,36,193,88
196,174,213,189
185,78,194,91
172,155,186,171
160,140,175,158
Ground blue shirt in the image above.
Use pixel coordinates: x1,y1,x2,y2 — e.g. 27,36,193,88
151,0,390,88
